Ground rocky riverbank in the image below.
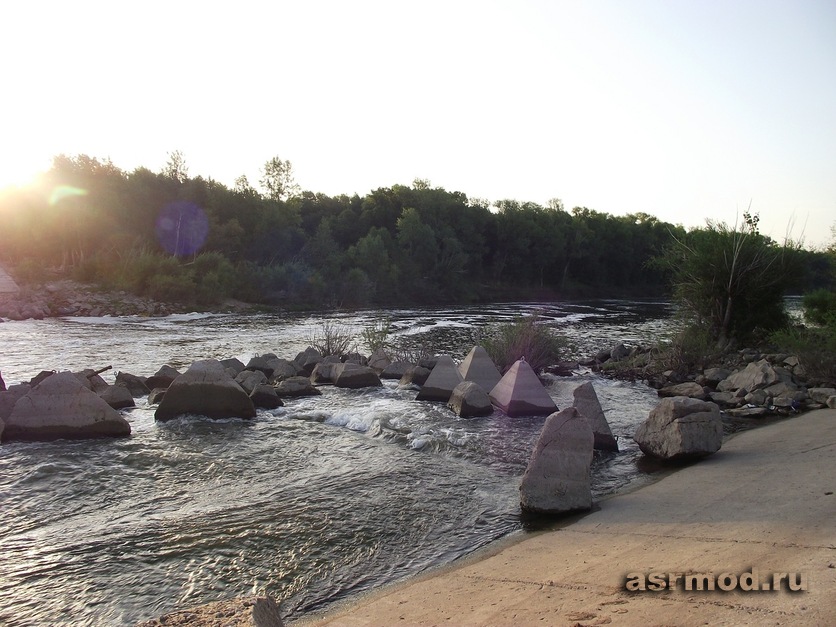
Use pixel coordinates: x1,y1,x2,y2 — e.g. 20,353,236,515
0,279,254,320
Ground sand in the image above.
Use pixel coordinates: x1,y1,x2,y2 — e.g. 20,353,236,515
294,409,836,626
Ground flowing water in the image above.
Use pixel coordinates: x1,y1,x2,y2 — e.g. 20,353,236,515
0,300,675,626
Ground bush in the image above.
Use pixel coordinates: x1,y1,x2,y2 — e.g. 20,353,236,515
361,317,392,353
482,314,565,374
309,320,357,356
802,289,836,327
656,213,799,348
771,324,836,385
147,273,196,303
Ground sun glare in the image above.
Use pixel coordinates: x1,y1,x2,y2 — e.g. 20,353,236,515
0,157,46,192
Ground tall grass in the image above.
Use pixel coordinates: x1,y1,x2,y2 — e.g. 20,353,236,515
482,314,565,373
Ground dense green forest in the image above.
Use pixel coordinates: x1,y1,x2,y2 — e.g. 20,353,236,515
0,154,830,309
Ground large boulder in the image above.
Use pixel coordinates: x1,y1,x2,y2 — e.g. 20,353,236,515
416,356,463,402
310,361,340,385
658,381,707,400
634,396,723,461
458,346,502,392
246,355,277,378
333,364,382,389
489,359,557,417
717,359,782,393
399,366,431,388
380,361,413,380
236,370,268,394
99,384,136,410
145,365,181,390
155,359,256,422
294,348,323,376
809,387,836,404
115,371,150,397
275,376,322,398
572,381,618,452
367,348,392,373
250,384,283,410
0,383,31,420
447,381,493,418
220,357,246,377
519,407,594,514
3,372,131,441
270,358,303,381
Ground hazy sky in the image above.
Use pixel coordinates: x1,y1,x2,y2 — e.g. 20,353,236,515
2,0,835,247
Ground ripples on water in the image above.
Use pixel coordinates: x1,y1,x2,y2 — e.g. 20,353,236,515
0,300,673,626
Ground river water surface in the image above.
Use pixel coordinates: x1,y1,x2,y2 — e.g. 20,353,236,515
0,300,674,626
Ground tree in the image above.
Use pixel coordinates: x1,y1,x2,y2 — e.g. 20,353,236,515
260,156,300,201
163,150,188,183
658,212,801,348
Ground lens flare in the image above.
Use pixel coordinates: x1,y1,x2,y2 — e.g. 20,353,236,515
48,185,88,205
155,201,209,257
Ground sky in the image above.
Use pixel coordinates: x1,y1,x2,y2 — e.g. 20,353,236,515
2,0,835,248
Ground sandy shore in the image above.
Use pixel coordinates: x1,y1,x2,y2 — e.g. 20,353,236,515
294,409,836,626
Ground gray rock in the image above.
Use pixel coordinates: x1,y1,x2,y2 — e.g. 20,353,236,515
658,381,707,400
115,371,150,397
155,359,256,422
367,348,392,373
220,358,246,377
246,355,276,378
236,370,268,394
99,384,136,410
634,396,723,461
572,381,618,452
310,361,340,384
448,381,493,418
334,364,382,389
269,359,302,381
710,391,741,406
0,416,4,440
294,348,323,376
380,361,413,380
0,384,31,420
4,372,131,441
808,387,836,404
610,343,630,362
275,376,322,398
703,367,733,386
743,389,769,406
250,384,283,410
519,407,594,514
148,388,167,405
717,359,782,393
145,365,181,390
416,356,463,402
828,396,836,409
399,366,431,388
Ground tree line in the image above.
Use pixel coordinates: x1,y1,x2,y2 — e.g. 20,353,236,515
0,153,830,311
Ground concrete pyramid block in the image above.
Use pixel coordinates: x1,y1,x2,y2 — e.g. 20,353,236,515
458,346,502,392
572,381,618,452
416,355,463,402
489,358,557,417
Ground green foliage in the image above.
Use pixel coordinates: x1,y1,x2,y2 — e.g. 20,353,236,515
802,289,836,327
657,213,800,347
361,317,392,353
3,153,831,312
482,314,565,374
771,324,836,385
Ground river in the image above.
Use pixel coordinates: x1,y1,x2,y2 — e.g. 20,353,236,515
0,300,674,626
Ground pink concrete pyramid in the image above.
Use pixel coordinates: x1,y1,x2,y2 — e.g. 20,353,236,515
489,358,558,417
